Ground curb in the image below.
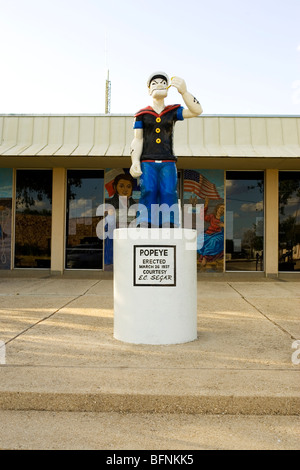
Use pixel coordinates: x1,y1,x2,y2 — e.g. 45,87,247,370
1,366,299,416
1,392,299,416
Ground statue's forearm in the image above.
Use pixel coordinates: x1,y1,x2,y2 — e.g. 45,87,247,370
182,91,203,116
169,76,203,117
130,137,143,164
130,134,143,178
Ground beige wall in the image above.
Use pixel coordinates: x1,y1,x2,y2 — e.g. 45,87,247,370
265,169,279,276
51,168,66,273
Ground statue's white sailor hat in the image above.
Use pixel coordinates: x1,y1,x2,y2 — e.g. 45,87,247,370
147,71,169,88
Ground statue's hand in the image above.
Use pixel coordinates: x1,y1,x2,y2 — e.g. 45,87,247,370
170,76,187,95
130,162,142,178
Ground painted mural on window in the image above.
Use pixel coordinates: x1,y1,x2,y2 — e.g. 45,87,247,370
183,169,224,272
279,171,300,272
0,169,13,270
103,168,140,270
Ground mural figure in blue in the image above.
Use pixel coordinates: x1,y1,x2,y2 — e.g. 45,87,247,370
104,172,137,267
198,197,224,267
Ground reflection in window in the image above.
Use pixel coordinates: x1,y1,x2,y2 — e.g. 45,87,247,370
15,170,52,268
279,172,300,272
226,171,264,271
66,170,104,269
0,169,13,270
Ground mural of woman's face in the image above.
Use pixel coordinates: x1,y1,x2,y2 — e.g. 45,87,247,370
216,204,225,218
115,179,133,197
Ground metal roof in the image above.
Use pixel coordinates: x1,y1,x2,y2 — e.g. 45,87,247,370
0,114,300,158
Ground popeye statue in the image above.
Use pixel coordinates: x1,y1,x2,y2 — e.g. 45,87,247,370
130,72,203,227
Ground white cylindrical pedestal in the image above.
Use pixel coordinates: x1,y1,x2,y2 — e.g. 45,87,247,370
113,228,197,345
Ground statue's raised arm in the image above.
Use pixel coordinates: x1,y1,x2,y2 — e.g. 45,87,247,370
168,76,203,118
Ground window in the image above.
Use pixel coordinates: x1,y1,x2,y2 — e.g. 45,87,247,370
0,168,13,270
226,171,264,271
15,170,52,268
279,171,300,272
182,169,225,272
66,170,104,269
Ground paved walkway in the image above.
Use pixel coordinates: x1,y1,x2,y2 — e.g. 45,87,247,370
0,276,299,449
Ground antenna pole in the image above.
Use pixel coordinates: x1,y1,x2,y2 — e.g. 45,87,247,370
104,33,111,114
105,69,111,114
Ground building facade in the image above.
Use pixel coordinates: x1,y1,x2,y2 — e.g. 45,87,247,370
0,114,299,277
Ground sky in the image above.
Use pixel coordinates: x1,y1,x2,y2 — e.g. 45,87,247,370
1,0,300,115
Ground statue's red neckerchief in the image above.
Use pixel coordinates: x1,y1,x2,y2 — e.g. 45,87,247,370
135,104,181,118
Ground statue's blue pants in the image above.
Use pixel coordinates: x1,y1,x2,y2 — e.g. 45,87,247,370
138,161,179,226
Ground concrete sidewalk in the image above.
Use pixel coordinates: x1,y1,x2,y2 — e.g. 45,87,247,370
0,275,299,449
